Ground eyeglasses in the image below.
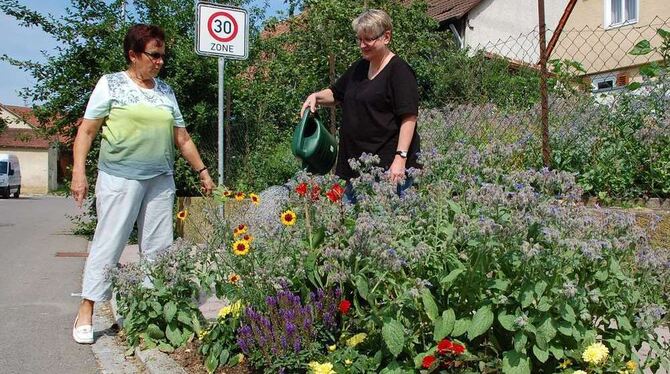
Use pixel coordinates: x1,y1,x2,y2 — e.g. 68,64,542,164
356,31,386,45
143,51,166,61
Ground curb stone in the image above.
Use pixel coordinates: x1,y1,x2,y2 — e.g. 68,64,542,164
91,301,145,373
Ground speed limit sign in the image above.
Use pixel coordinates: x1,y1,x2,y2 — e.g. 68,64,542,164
196,2,248,59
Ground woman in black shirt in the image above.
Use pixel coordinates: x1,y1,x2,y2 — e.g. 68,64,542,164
300,8,420,196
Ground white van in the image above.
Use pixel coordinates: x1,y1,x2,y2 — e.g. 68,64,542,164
0,153,21,198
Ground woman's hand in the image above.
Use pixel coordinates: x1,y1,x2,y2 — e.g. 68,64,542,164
389,155,406,184
71,171,89,208
199,170,215,196
300,93,319,117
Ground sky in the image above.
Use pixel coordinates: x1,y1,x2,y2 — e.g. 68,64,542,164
0,0,288,107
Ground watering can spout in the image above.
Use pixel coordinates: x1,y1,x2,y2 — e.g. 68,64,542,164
291,110,337,175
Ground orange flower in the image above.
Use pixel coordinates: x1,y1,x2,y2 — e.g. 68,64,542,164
280,210,297,226
242,234,254,243
176,210,188,221
235,192,246,201
223,190,233,197
232,239,250,256
249,193,260,205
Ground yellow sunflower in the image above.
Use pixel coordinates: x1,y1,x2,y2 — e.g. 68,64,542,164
249,193,260,205
176,210,188,221
280,210,297,226
232,239,250,256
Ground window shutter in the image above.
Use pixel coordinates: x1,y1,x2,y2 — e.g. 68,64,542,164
616,73,628,86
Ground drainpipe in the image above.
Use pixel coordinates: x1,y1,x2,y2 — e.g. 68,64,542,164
449,23,464,49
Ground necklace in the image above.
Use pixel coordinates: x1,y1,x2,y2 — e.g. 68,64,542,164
126,70,154,89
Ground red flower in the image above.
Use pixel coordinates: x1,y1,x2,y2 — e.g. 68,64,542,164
296,183,307,196
338,299,351,314
310,185,321,201
422,355,437,369
437,339,454,355
451,343,465,355
326,183,345,203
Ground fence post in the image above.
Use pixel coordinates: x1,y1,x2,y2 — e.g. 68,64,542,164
538,0,551,168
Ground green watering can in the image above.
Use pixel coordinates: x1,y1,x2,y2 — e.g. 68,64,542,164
291,110,337,175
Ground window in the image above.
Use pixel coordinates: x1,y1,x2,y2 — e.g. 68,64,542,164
0,161,6,174
605,0,638,27
591,73,620,92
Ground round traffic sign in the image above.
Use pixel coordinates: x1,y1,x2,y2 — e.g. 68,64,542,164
207,11,239,43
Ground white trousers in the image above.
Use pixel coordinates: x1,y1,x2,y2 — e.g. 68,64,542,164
81,171,175,302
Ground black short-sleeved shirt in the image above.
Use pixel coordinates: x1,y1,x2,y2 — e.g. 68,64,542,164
330,55,421,180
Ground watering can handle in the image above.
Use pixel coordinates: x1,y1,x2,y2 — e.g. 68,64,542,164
297,110,315,149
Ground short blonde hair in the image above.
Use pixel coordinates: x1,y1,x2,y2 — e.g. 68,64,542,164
352,9,392,38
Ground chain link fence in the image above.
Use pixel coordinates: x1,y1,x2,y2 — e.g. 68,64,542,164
421,16,670,199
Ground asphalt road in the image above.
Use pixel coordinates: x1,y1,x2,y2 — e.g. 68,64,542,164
0,195,98,374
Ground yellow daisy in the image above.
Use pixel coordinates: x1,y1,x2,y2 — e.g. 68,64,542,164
232,239,250,256
233,224,248,237
249,193,260,205
228,273,241,284
176,210,188,221
241,233,254,243
280,210,297,226
235,192,246,201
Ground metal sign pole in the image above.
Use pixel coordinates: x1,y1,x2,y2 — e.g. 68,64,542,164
218,57,225,187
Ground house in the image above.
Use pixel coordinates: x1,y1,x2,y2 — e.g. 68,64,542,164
0,104,61,194
550,0,669,92
423,0,570,63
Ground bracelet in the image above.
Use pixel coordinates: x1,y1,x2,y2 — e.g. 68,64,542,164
197,166,208,174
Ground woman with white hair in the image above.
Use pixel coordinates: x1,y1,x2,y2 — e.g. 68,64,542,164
301,8,420,201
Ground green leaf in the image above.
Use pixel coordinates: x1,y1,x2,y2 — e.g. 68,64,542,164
447,200,462,215
146,324,165,340
468,305,494,340
534,281,547,298
549,345,564,359
356,276,369,301
502,350,531,374
658,28,670,39
594,270,608,281
536,318,557,349
532,345,549,363
163,301,177,323
499,312,517,332
519,284,534,309
151,301,162,314
640,64,660,77
626,82,642,90
166,322,183,347
513,331,528,352
557,320,572,336
309,226,325,249
561,304,576,323
219,349,230,367
421,289,439,321
382,319,405,357
158,342,174,353
205,352,219,373
440,268,464,289
434,309,456,341
452,318,469,337
629,40,653,55
536,297,551,312
616,315,632,330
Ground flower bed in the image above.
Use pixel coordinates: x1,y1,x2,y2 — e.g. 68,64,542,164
111,141,670,373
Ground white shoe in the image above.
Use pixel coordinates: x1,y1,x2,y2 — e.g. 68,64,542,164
72,315,94,344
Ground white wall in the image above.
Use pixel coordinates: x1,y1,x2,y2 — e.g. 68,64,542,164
464,0,569,64
1,147,50,194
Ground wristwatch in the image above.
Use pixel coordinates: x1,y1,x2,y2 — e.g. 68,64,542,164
395,150,408,159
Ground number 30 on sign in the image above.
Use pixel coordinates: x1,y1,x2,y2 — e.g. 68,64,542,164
196,2,248,60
